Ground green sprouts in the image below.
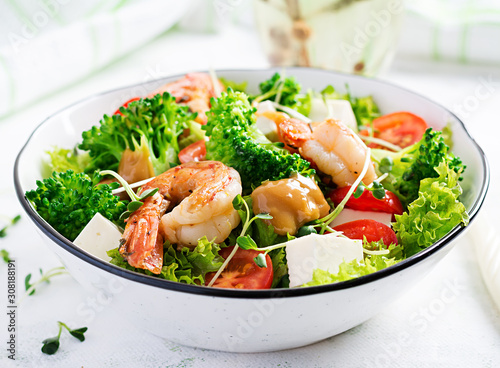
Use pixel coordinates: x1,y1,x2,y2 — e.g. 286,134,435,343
41,321,88,355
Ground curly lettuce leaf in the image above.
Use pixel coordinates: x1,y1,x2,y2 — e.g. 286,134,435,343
304,256,399,286
44,147,90,177
373,128,465,209
219,77,248,93
392,161,469,257
108,236,224,284
252,218,289,287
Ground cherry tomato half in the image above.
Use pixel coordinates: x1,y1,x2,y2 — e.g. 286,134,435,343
114,97,141,115
329,186,403,215
205,246,273,289
333,219,398,246
360,112,428,149
178,140,207,164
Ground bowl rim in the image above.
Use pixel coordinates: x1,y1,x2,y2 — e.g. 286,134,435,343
14,66,490,299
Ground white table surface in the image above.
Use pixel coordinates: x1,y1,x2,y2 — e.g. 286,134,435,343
1,25,499,368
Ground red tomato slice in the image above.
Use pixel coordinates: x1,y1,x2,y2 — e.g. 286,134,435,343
329,186,403,215
333,219,398,246
178,140,207,164
360,112,428,149
205,246,273,289
114,97,141,115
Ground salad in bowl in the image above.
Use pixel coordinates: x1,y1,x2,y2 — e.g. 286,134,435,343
23,70,471,290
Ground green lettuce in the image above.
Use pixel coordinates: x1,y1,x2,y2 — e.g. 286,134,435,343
44,147,90,177
253,219,289,287
304,255,399,286
107,236,224,285
392,161,469,257
372,128,465,209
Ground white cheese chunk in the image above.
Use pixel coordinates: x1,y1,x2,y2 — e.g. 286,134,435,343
255,100,279,142
73,213,123,262
286,233,363,287
330,208,393,228
308,98,358,132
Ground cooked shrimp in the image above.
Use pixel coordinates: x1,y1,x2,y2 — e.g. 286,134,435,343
120,161,242,274
262,112,376,187
148,73,224,125
301,119,376,186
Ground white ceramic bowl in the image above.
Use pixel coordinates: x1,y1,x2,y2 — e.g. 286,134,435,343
14,68,489,353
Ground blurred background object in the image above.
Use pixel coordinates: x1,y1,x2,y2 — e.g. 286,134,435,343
0,0,192,118
399,0,500,65
253,0,404,76
1,0,499,118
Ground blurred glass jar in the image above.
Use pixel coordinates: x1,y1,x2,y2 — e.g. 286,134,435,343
253,0,404,76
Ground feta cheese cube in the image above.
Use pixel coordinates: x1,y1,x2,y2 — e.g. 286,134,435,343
255,101,279,141
73,213,123,262
286,233,363,287
308,98,358,132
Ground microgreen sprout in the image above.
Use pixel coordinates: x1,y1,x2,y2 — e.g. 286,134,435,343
41,321,88,355
19,266,68,304
378,156,394,173
353,180,386,200
99,170,158,221
1,249,10,263
0,215,21,238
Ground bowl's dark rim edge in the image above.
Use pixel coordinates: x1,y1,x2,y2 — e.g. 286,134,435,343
14,66,490,299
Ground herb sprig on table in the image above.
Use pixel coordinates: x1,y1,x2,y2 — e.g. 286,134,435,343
41,321,88,355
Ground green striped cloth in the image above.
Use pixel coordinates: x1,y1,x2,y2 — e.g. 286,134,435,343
399,0,500,64
0,0,192,118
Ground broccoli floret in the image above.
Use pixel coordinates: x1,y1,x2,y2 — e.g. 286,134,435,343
25,170,128,241
373,128,465,208
203,89,313,190
253,73,301,107
79,92,196,175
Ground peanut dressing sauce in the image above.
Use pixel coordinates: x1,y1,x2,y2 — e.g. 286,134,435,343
251,174,330,236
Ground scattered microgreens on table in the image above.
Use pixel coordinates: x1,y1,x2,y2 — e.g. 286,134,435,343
1,249,10,263
20,266,68,303
0,214,21,238
41,321,88,355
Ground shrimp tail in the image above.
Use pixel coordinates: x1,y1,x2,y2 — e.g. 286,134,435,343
120,193,168,274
